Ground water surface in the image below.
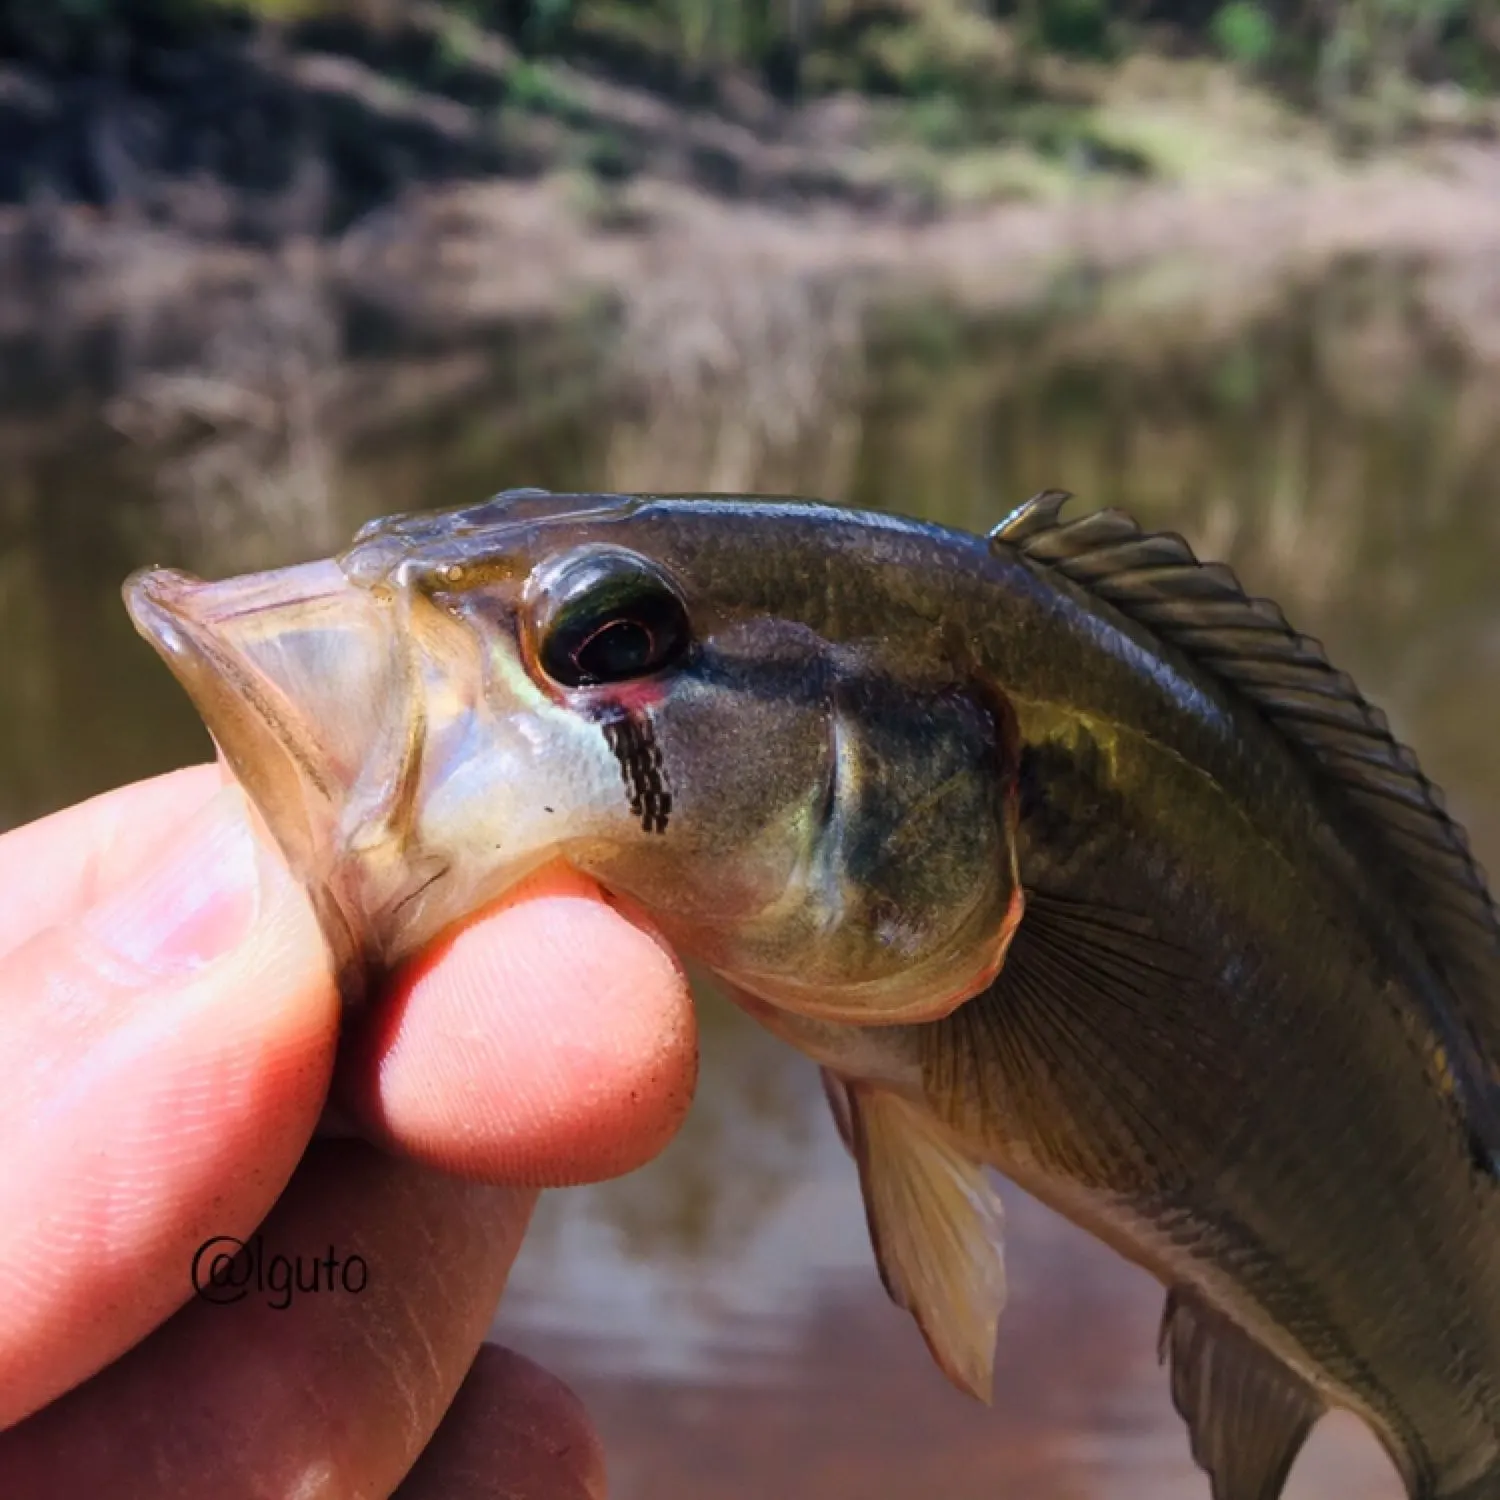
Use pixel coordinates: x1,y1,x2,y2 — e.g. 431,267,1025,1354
3,273,1497,1497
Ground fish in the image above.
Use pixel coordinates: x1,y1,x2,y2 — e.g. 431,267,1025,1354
123,487,1500,1500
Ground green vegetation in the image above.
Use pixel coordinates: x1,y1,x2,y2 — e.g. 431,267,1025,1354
4,0,1495,109
1212,1,1277,69
0,0,1493,198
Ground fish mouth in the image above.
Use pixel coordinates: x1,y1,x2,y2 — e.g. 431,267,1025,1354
124,559,406,988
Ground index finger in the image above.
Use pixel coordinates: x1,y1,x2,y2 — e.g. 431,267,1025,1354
337,862,699,1185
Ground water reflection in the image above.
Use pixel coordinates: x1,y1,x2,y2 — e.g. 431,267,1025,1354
2,266,1496,1496
501,1001,1406,1499
503,985,832,1387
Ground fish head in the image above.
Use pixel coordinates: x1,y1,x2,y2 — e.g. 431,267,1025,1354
125,490,1024,1024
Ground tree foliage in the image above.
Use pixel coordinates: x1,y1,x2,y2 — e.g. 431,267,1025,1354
1,0,1494,108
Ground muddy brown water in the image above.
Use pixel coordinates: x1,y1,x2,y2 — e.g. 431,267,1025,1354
3,276,1498,1498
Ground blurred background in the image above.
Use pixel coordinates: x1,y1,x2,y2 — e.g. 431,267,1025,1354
3,1,1499,1495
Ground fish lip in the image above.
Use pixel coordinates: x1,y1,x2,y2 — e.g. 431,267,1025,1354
123,567,273,749
123,566,206,671
123,559,354,778
125,559,352,651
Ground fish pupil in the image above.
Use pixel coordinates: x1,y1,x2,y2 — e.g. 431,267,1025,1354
540,571,690,688
575,618,654,680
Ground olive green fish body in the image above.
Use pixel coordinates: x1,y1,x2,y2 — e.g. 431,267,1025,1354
763,514,1500,1495
124,489,1500,1500
934,706,1500,1493
762,511,1500,1497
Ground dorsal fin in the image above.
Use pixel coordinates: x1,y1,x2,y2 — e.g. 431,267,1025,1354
989,491,1500,1066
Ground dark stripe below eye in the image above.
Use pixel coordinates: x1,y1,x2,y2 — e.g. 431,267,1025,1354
600,709,672,834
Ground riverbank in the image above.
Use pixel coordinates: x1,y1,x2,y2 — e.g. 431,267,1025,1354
4,1,1500,393
8,129,1499,415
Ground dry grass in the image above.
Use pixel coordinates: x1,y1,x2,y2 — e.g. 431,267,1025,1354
104,245,343,572
604,249,867,496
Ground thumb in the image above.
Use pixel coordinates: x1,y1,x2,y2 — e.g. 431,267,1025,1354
0,784,339,1430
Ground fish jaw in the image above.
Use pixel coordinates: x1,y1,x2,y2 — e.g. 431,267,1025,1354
123,560,386,849
122,553,644,988
123,559,438,988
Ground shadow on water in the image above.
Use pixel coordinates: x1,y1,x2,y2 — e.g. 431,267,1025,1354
2,259,1497,1496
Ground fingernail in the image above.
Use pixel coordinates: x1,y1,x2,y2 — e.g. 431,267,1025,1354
81,786,266,977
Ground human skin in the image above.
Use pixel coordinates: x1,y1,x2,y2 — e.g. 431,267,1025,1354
0,763,699,1497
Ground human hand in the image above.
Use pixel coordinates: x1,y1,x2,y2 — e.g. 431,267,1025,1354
0,764,698,1497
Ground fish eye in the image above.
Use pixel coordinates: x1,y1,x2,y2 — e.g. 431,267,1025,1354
531,550,691,689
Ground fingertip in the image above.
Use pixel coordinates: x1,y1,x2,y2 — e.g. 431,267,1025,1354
341,866,698,1186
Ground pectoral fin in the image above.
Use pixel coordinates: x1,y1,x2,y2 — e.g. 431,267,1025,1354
1160,1286,1324,1500
842,1080,1007,1403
